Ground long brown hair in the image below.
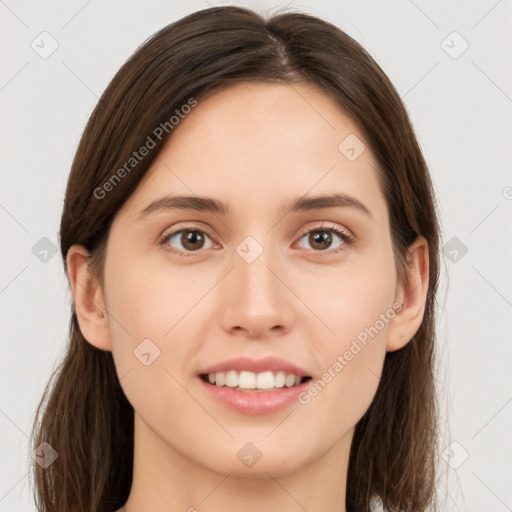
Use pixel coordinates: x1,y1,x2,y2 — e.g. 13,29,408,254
30,6,440,511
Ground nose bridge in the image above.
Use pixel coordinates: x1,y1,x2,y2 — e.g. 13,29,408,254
220,234,292,336
234,235,281,308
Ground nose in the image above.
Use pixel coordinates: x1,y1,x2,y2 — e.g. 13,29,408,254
220,241,294,339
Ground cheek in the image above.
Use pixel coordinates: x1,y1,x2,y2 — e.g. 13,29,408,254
103,256,208,426
103,249,206,383
105,249,204,339
299,253,396,425
305,242,396,350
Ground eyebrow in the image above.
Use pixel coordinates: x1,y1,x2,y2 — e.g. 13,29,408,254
136,192,372,220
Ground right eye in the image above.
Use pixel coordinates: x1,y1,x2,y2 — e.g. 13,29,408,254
160,227,217,256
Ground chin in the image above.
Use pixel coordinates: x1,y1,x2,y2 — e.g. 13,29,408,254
205,445,311,479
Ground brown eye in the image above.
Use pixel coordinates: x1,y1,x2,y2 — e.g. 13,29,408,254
162,229,214,253
308,230,333,250
297,227,351,252
181,231,205,251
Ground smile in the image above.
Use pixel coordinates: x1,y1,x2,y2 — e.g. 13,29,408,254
201,370,311,391
197,356,314,414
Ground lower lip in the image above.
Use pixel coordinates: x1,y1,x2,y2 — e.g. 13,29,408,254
198,377,311,415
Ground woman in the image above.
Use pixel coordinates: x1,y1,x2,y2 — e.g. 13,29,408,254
31,5,440,511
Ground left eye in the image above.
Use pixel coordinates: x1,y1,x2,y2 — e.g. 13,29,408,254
296,227,351,252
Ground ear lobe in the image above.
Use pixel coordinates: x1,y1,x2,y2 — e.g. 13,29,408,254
66,244,112,351
386,236,429,352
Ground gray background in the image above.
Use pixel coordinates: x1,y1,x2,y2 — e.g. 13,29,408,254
1,0,511,510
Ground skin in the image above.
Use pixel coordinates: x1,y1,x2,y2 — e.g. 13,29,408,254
67,82,429,512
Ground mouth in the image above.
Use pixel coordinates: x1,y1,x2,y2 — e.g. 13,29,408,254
199,370,312,392
197,356,313,414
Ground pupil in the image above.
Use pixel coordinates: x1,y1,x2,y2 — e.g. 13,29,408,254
182,231,204,250
310,230,331,250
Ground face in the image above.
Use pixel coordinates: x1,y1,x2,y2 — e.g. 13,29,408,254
97,82,402,477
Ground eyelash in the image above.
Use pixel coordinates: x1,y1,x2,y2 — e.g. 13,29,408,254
159,223,353,257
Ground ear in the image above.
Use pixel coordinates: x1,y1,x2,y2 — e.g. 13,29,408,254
66,244,112,351
386,236,429,352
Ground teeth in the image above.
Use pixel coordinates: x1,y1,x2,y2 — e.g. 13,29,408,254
238,370,256,389
225,370,238,388
216,372,225,387
207,370,305,390
285,373,296,387
256,370,274,390
274,371,286,388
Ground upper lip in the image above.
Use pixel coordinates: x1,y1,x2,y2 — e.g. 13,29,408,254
199,356,311,377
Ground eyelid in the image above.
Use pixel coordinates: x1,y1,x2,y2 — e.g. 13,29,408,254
295,222,353,242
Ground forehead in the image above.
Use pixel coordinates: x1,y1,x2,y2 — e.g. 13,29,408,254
121,81,387,224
